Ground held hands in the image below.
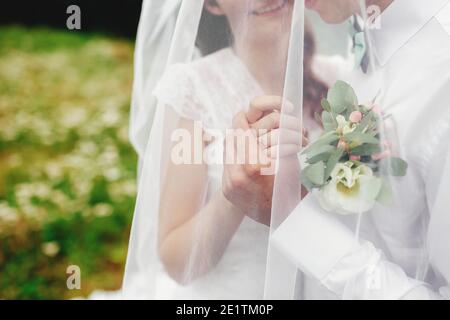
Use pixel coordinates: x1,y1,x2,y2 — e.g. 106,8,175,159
222,96,307,226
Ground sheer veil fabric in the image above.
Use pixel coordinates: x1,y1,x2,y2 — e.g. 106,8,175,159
124,0,300,299
267,0,450,300
130,0,182,169
124,0,450,299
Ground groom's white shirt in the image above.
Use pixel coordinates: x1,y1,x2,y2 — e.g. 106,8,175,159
273,0,450,299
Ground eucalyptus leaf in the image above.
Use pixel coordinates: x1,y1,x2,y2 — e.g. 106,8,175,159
302,132,339,155
321,98,331,112
300,171,315,191
344,131,379,145
325,147,345,180
304,161,325,186
322,111,337,131
389,157,408,176
327,80,358,114
304,144,335,160
307,152,333,165
316,131,340,145
350,143,381,156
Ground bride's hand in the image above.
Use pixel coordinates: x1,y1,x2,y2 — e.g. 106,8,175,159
222,110,274,226
222,96,306,226
250,96,309,220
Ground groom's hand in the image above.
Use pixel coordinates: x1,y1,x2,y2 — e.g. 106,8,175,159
247,96,307,158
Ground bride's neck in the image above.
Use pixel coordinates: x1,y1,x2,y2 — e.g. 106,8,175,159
234,35,289,95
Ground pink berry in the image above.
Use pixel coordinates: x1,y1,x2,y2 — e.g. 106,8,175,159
349,111,363,123
372,150,392,161
338,139,348,150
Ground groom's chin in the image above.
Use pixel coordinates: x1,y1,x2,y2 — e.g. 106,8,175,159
314,10,352,24
307,0,356,25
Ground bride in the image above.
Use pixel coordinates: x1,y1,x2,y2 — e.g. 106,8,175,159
123,0,343,299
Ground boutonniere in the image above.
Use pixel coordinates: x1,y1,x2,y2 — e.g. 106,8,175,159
300,81,408,215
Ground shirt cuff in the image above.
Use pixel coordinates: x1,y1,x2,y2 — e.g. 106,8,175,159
270,193,360,281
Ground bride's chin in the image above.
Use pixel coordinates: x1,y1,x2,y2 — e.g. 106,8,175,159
249,34,289,51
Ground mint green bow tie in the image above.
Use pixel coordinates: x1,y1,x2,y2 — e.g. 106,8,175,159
349,17,369,73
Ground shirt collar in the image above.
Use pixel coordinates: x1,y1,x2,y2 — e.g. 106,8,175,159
369,0,450,66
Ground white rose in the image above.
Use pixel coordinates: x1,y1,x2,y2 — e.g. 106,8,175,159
317,162,382,215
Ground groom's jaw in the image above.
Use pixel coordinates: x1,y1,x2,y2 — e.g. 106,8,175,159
307,0,360,24
312,0,393,24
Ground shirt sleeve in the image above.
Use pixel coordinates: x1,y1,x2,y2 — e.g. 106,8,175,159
271,129,450,300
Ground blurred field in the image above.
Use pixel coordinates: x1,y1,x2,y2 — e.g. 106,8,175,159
0,26,137,299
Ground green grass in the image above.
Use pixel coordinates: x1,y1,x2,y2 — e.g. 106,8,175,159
0,26,99,54
0,25,137,299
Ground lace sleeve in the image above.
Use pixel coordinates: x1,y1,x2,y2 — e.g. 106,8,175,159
152,64,205,121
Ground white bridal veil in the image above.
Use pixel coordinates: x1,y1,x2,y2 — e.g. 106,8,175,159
124,0,450,299
130,0,182,163
267,0,450,299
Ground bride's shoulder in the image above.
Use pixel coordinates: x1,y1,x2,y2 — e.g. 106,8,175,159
152,48,234,120
153,48,233,97
162,48,233,81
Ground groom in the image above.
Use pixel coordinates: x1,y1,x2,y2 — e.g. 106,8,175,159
223,0,450,299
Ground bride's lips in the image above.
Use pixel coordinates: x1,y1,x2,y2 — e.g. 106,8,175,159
305,0,318,10
250,0,289,17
